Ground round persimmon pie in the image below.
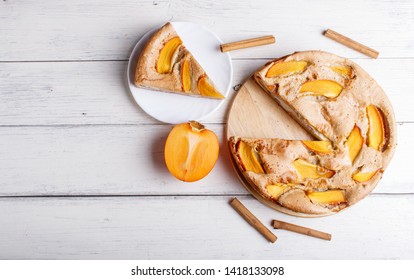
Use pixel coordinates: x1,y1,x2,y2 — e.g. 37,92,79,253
229,51,396,216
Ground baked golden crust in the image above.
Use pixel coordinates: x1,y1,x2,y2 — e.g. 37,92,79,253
135,22,224,99
254,51,396,162
229,136,383,214
229,51,396,215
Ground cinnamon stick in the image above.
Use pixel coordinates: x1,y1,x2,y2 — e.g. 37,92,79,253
220,35,275,52
323,29,379,58
230,198,277,243
272,220,331,241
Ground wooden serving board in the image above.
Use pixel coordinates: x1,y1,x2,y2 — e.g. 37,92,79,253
226,77,331,218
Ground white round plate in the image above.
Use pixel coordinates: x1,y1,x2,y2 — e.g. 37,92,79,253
127,22,233,124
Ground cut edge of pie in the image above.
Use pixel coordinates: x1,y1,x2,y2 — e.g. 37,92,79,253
255,57,330,142
253,50,396,168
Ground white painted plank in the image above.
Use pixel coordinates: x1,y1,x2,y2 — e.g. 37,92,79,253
1,0,413,60
0,123,411,196
0,58,413,125
0,0,171,61
0,124,242,196
0,195,413,259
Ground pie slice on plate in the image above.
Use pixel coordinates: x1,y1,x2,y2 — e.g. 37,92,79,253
135,22,224,99
228,51,396,216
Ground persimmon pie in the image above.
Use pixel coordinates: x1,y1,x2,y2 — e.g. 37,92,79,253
135,22,224,99
229,51,396,216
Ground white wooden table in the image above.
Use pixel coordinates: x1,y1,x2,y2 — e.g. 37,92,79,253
1,0,414,259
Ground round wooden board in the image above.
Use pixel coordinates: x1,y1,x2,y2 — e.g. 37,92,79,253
226,77,334,218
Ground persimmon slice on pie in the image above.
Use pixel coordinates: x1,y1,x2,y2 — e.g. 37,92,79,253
135,22,224,99
229,51,396,216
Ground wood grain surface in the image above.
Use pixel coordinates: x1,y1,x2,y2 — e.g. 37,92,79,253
1,0,413,60
1,195,413,259
0,59,413,125
227,77,312,140
0,0,413,259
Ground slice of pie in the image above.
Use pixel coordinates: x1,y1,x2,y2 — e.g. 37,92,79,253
229,51,396,216
135,22,224,99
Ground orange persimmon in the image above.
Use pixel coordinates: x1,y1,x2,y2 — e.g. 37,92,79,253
164,121,219,182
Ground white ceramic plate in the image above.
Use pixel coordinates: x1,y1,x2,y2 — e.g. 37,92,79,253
127,22,233,124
